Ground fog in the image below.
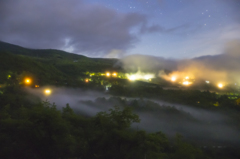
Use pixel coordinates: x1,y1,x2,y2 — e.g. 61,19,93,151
134,100,239,145
27,86,110,116
26,87,240,146
121,40,240,85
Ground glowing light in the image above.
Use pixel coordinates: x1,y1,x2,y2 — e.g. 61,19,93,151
185,76,189,79
106,72,110,77
129,75,136,81
126,71,155,81
44,89,51,95
171,77,176,82
144,75,151,80
112,72,117,76
25,78,31,84
85,79,89,83
35,85,39,88
183,81,189,85
218,83,223,88
206,81,210,84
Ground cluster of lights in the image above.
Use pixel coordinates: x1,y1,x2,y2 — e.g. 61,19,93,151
106,72,117,77
182,76,192,85
127,72,154,81
144,75,152,80
23,77,53,95
129,75,136,81
206,80,224,88
171,76,197,86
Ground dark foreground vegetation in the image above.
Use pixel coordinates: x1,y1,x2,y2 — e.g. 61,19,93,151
0,41,240,158
1,85,240,159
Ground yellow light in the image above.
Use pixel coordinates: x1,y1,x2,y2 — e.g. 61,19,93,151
106,72,110,77
218,83,223,88
112,72,117,76
185,76,189,79
171,77,176,82
25,78,31,84
144,75,151,80
85,79,89,82
44,89,51,95
129,75,136,81
183,81,189,85
35,85,39,88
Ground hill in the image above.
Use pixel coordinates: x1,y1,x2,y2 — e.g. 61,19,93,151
0,41,121,86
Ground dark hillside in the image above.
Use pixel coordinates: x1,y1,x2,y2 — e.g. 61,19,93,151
0,41,120,72
0,41,122,86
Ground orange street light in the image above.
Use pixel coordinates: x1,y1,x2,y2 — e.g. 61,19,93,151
25,78,31,84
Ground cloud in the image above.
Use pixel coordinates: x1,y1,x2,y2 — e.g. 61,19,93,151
121,54,177,72
140,24,165,34
0,0,151,56
171,39,240,83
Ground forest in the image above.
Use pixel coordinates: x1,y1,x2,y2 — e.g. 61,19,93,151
0,41,240,159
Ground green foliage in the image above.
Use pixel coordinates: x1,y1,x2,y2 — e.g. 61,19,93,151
0,86,204,159
170,134,210,159
0,41,120,87
0,41,239,158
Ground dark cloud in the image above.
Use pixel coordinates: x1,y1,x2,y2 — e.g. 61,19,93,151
0,0,150,56
139,23,192,35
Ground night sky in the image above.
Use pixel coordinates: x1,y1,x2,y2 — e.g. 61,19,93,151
0,0,240,59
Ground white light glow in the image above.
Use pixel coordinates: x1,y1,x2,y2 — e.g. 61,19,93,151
171,77,176,82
